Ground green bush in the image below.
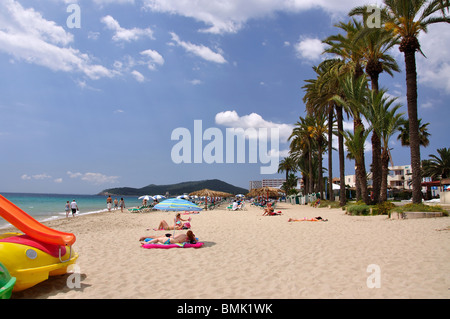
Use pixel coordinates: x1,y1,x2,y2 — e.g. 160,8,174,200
375,201,396,215
318,200,342,208
347,204,371,216
392,203,447,215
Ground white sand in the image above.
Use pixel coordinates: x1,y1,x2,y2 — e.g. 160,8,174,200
6,202,449,299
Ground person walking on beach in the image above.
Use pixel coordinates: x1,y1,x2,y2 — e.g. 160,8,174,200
114,197,119,211
65,201,70,218
70,199,79,217
119,198,125,213
106,195,112,211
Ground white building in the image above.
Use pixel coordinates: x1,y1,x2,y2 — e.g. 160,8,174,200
344,164,421,191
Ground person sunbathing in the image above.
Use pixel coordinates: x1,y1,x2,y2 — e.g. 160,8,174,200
288,216,328,222
151,213,191,230
141,230,197,245
262,203,277,216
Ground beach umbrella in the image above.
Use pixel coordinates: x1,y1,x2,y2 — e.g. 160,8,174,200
236,194,245,198
153,198,202,212
153,195,166,200
177,194,190,199
138,195,153,201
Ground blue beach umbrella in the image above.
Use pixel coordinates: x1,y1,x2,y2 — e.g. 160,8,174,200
153,198,202,212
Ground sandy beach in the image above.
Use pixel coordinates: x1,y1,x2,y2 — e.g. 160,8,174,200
5,201,449,299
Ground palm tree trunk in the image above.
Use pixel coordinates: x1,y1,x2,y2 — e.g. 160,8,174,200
318,142,323,200
380,149,389,202
369,70,382,203
336,105,346,206
403,46,422,204
354,119,361,200
308,148,313,194
328,107,334,201
371,131,382,203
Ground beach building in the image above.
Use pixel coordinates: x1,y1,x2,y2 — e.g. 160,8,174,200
249,178,304,191
249,180,262,190
344,164,413,190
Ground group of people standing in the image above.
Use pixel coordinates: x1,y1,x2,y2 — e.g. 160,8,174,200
106,195,126,212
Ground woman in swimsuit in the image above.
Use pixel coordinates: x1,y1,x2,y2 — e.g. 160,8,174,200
262,203,275,216
153,213,191,230
141,230,197,245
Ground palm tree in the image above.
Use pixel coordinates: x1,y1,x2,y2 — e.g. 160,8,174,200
332,74,370,202
424,148,450,179
376,0,449,203
375,92,405,202
342,126,371,204
397,118,431,147
302,62,338,200
278,156,297,181
289,117,314,194
308,111,328,199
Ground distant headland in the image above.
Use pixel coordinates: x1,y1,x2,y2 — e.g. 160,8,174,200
98,179,248,196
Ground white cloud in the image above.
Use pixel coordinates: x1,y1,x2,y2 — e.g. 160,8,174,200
142,0,361,34
140,49,164,70
417,23,450,94
0,0,113,80
67,171,119,185
21,173,54,180
54,178,63,183
131,70,145,82
101,15,154,42
169,32,227,64
215,110,293,142
93,0,134,5
294,37,326,62
189,79,203,85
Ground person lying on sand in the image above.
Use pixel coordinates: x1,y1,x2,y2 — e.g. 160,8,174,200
141,230,197,245
288,216,328,222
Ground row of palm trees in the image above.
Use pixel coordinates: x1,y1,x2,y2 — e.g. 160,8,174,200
279,0,450,206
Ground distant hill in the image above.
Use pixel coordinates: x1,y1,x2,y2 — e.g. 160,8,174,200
98,179,248,196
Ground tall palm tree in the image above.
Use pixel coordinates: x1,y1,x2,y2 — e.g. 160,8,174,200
342,15,401,203
302,61,339,201
376,0,449,203
397,118,431,147
375,92,405,202
332,74,370,202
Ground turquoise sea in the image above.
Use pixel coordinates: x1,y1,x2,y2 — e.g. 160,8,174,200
0,192,143,229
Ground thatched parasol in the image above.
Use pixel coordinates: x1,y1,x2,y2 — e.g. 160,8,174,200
189,188,222,210
247,186,284,199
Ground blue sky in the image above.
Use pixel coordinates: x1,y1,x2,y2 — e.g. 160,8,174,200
0,0,449,195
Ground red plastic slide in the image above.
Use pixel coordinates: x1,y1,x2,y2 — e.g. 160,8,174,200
0,194,76,246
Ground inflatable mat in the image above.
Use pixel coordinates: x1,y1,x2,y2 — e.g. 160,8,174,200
141,237,204,249
142,242,204,249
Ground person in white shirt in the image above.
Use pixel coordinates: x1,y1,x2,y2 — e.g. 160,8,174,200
70,200,79,217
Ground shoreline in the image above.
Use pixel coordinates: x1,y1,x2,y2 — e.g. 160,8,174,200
3,201,449,299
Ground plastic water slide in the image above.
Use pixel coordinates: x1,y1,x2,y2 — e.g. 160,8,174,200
0,194,76,246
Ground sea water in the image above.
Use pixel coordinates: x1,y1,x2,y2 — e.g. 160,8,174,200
0,192,143,229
